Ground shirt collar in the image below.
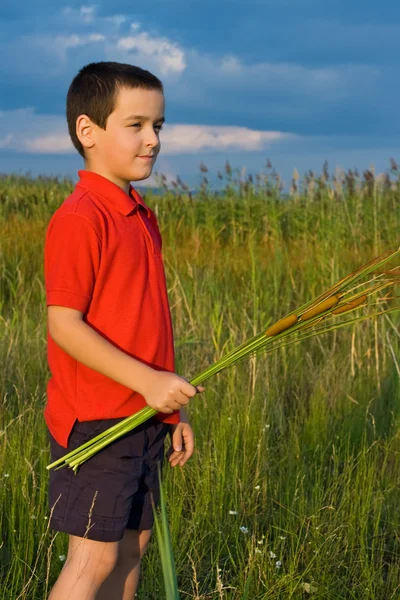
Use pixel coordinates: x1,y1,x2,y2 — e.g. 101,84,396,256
77,170,151,218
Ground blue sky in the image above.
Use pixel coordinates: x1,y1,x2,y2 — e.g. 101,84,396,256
1,0,399,191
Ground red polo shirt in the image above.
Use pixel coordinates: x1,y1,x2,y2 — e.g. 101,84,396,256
44,170,180,448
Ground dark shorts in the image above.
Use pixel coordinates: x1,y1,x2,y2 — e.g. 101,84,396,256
47,416,170,542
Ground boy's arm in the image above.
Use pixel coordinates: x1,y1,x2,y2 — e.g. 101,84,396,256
48,306,203,414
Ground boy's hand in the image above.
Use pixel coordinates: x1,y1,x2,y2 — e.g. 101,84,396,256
167,409,195,468
142,370,205,414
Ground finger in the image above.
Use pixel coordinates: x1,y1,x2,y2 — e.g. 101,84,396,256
179,440,194,465
166,399,185,411
180,380,200,398
169,451,184,467
195,386,205,393
168,392,189,409
182,430,194,458
158,406,174,414
177,395,190,406
178,451,190,467
168,449,179,460
172,428,183,453
168,450,180,463
167,447,180,462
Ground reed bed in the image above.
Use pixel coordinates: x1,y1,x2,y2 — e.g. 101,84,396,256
1,161,400,598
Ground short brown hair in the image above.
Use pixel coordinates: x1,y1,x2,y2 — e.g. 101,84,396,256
66,61,164,157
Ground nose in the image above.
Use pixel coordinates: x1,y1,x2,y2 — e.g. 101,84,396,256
145,127,160,148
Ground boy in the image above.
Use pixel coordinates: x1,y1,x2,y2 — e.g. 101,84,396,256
44,61,205,600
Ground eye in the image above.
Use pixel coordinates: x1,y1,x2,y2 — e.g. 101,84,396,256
131,123,164,131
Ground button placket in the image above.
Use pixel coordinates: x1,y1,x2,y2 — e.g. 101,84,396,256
136,209,161,257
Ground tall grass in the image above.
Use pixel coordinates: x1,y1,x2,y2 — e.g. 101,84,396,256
1,161,400,598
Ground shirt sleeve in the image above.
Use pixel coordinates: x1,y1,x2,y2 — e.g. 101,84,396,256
44,213,101,314
154,410,181,425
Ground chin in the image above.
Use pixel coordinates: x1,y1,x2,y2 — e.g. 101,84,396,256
131,172,151,181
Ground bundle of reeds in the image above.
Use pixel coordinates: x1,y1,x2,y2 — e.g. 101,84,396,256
47,247,400,474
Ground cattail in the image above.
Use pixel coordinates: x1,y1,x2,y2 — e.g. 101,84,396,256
265,314,298,337
332,295,367,315
300,296,340,321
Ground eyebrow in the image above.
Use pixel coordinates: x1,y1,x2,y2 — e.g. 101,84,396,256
124,115,165,123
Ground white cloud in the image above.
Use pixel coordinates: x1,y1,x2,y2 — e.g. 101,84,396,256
180,49,374,103
53,33,106,61
0,108,71,153
80,5,97,23
4,16,187,78
24,134,74,153
0,133,14,148
115,32,186,75
159,125,294,153
220,56,242,74
55,9,186,76
106,15,127,27
62,5,97,22
0,108,293,155
0,134,13,148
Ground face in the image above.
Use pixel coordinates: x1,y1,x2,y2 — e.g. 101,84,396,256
84,86,165,189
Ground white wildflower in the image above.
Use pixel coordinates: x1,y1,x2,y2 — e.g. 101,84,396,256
275,560,282,569
229,510,237,515
269,551,276,558
254,485,260,490
59,555,66,562
240,526,249,534
301,582,318,593
3,474,9,478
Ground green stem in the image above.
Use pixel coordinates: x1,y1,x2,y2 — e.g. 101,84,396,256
46,406,156,470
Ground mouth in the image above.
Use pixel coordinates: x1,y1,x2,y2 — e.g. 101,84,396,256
138,155,154,160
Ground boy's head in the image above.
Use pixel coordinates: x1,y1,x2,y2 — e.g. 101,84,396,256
66,61,165,187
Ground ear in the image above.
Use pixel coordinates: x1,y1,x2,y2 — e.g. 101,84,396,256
76,114,95,151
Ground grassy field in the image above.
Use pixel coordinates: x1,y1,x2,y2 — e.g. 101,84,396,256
1,161,400,598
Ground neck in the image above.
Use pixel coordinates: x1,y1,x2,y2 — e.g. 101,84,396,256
83,164,131,194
